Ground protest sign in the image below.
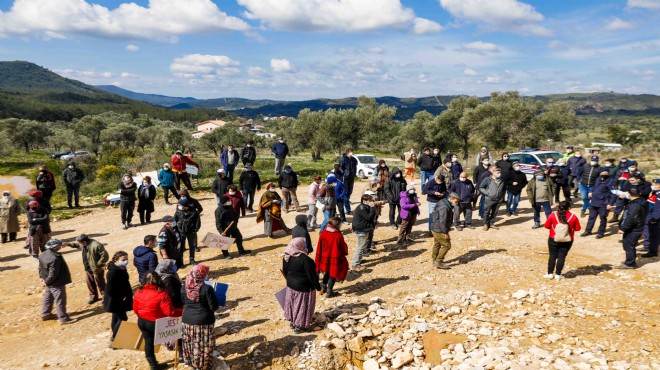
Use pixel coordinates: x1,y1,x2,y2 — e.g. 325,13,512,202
204,281,229,306
201,232,235,251
186,166,199,176
111,321,161,352
154,316,183,345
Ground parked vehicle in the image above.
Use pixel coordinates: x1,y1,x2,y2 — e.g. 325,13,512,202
355,154,377,178
508,151,563,180
60,151,91,161
50,150,73,159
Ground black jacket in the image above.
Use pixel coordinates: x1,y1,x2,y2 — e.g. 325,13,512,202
578,164,601,187
352,203,376,232
239,170,261,190
292,215,313,252
137,184,156,213
504,170,528,195
278,170,299,189
495,159,513,177
163,275,183,309
27,208,51,235
181,284,219,325
174,209,201,235
118,182,137,202
211,176,231,197
417,154,435,172
448,179,475,204
103,263,133,314
62,167,84,187
241,146,257,165
472,164,490,186
283,254,321,292
423,179,448,203
384,167,407,204
431,154,441,172
133,246,158,283
619,197,649,233
431,199,454,234
38,249,72,287
339,154,358,177
215,205,239,234
550,166,571,185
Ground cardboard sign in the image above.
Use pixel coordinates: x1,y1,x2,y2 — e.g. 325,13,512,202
204,281,229,306
111,321,161,352
154,316,183,345
202,232,235,251
275,287,287,311
186,166,199,176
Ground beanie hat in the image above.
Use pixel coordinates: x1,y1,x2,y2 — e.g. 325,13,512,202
45,239,62,250
178,189,189,196
406,184,415,191
217,168,225,173
591,155,599,161
178,198,189,206
652,178,660,184
448,192,460,199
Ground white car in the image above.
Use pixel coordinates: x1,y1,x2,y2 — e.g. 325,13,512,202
508,150,564,180
354,154,378,179
60,151,91,161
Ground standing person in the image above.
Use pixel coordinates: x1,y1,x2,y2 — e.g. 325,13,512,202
431,148,442,174
35,165,56,202
423,174,447,234
158,163,179,205
473,157,492,210
333,175,349,225
225,184,246,219
215,195,251,259
181,265,218,370
350,194,376,270
257,183,290,237
171,150,199,191
375,159,390,202
133,271,179,370
642,179,660,258
449,172,475,230
435,159,455,184
563,146,575,161
504,162,528,216
307,176,322,229
26,200,50,258
62,161,84,208
315,217,349,298
70,234,109,304
158,217,182,268
544,201,581,279
581,170,616,239
528,169,554,229
174,199,201,266
283,237,322,333
404,148,417,183
27,189,51,214
450,154,463,180
133,235,158,283
602,158,618,177
317,176,337,232
137,176,156,225
615,157,633,190
610,173,651,224
241,140,257,166
567,150,586,198
475,147,492,167
339,148,358,215
39,239,77,324
103,251,132,341
418,148,435,186
178,189,204,215
384,167,407,230
577,155,601,217
278,164,301,213
239,164,261,213
397,184,421,248
616,188,649,269
118,173,137,230
0,191,20,243
444,150,454,163
211,169,230,207
292,214,314,253
479,167,505,231
155,258,184,360
495,153,513,179
431,192,460,269
271,136,289,176
220,144,240,183
551,159,571,203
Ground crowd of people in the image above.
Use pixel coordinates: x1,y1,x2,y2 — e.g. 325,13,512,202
0,140,658,370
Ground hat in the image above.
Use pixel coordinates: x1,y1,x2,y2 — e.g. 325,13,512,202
219,195,230,204
406,184,415,191
217,168,225,173
423,147,430,152
534,169,544,176
76,234,91,243
444,159,452,164
162,215,175,223
277,136,283,140
364,190,376,196
512,161,520,166
652,178,660,184
481,147,487,151
178,198,189,206
448,192,460,199
175,150,183,155
566,145,574,149
591,155,599,161
493,167,502,172
67,161,75,166
629,187,640,196
45,239,62,250
163,163,170,168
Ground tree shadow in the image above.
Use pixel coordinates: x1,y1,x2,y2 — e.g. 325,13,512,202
445,248,506,265
214,319,269,336
60,232,110,243
361,248,426,267
340,276,410,296
223,334,317,370
0,265,20,272
496,216,534,227
564,264,613,279
207,266,250,280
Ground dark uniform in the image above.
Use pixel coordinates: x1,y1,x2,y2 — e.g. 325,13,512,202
618,189,649,268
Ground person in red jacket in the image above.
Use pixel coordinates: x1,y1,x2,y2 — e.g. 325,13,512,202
315,217,349,298
171,150,199,191
544,201,581,280
133,271,181,370
225,184,246,219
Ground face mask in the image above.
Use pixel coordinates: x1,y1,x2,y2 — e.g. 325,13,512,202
228,148,233,151
117,260,129,268
172,265,178,272
408,190,415,194
246,144,251,147
433,151,439,155
621,159,627,162
395,173,401,178
604,163,612,167
452,157,458,162
575,154,582,158
269,188,276,192
600,175,609,181
171,221,177,227
495,173,502,179
164,167,169,170
483,161,490,166
177,205,184,210
348,152,353,157
459,177,466,182
224,201,232,206
68,165,74,169
537,176,545,181
330,183,337,188
143,182,148,186
285,169,291,173
547,163,554,167
381,164,386,167
279,140,284,143
229,191,236,195
629,167,637,172
590,161,597,166
513,167,520,171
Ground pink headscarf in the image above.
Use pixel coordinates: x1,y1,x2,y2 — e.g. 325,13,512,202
184,264,211,302
283,237,308,262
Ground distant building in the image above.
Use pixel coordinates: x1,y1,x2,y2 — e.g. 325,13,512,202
256,133,277,139
192,120,227,138
591,142,622,151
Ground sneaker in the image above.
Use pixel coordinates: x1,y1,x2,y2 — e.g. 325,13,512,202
59,318,78,325
406,235,414,241
432,261,440,268
636,246,649,251
483,224,489,231
512,211,518,216
436,262,450,270
614,264,636,269
195,247,201,252
190,260,197,266
87,297,99,304
507,212,512,217
224,255,233,260
531,223,541,229
580,232,591,237
554,275,564,280
41,313,57,321
641,253,658,258
543,274,554,279
122,223,128,230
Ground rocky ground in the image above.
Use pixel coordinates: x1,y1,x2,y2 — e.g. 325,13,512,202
0,180,658,370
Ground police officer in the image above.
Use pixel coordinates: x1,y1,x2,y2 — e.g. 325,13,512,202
581,170,616,239
616,187,649,269
641,179,659,258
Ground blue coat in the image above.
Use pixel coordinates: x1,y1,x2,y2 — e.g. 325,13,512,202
335,179,346,200
271,142,289,158
158,169,175,188
423,179,447,203
220,149,240,167
448,179,475,204
590,178,616,208
133,245,158,282
451,162,463,179
649,191,660,223
567,156,586,176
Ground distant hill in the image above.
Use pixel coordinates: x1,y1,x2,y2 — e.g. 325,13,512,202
96,85,197,107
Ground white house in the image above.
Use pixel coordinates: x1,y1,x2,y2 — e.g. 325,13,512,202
192,120,227,138
256,132,277,139
591,142,622,151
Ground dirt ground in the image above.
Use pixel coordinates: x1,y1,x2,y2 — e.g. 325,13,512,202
0,180,658,370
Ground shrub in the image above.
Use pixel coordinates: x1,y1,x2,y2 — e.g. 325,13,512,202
96,165,123,181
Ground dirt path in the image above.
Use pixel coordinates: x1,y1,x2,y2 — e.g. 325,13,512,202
0,180,657,369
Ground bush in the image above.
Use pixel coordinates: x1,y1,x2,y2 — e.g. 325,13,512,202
96,165,123,181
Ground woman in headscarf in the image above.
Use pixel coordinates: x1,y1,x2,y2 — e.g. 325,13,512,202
181,264,218,370
155,259,183,359
26,200,50,258
0,190,20,243
283,237,321,333
119,173,137,230
137,175,156,225
26,189,51,214
314,217,349,298
256,182,290,237
103,251,132,341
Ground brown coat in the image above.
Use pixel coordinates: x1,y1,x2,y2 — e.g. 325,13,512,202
0,196,20,234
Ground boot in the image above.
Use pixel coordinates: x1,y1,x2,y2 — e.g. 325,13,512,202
146,356,163,370
608,215,619,223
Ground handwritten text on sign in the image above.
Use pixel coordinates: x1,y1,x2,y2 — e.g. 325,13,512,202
154,316,183,345
202,232,235,251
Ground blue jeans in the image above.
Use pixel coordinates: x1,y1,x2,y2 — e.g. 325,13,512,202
343,177,354,213
224,164,236,183
421,171,434,186
428,201,438,231
478,195,485,218
533,201,552,224
320,208,335,231
336,200,347,222
578,184,593,213
506,192,520,214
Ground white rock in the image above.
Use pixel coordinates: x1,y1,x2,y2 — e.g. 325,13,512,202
512,290,528,300
363,359,380,370
327,323,346,336
377,309,392,317
391,350,414,369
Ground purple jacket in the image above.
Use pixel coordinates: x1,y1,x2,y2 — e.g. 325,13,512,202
399,191,420,220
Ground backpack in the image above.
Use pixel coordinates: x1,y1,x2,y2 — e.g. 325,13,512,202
553,212,574,242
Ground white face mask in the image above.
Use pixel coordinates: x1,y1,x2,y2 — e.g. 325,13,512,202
459,177,466,182
228,148,233,151
513,166,520,171
269,188,276,192
247,144,251,147
575,154,582,158
228,191,236,195
116,260,129,268
68,165,74,169
483,161,490,166
590,161,597,166
143,182,148,186
395,173,401,178
408,190,415,194
452,157,458,162
629,167,637,172
381,164,386,167
177,205,184,210
433,151,439,155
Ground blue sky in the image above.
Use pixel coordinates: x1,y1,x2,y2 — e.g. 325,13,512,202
0,0,658,100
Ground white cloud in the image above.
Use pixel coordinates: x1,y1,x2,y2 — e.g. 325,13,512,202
367,47,385,54
439,0,553,36
418,73,429,83
271,58,295,73
456,41,500,54
413,18,443,34
120,72,138,78
238,0,415,32
604,18,635,31
170,54,240,75
126,44,140,52
547,40,563,49
248,66,266,76
464,68,478,76
0,0,249,40
627,0,660,10
484,75,501,84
